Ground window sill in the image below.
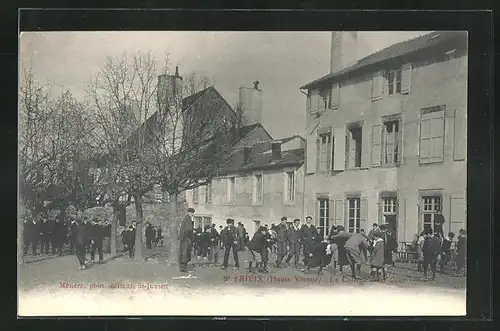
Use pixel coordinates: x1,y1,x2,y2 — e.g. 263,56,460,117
283,200,296,206
418,159,445,166
252,202,263,206
380,163,401,169
345,167,363,171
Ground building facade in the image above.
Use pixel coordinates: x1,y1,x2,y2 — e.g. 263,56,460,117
301,31,467,242
186,83,306,234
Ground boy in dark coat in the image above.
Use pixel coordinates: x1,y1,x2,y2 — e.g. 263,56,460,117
247,226,270,273
208,224,220,265
439,232,455,273
422,229,441,280
285,219,302,268
200,225,211,259
74,219,88,270
456,229,467,276
145,222,155,249
221,219,240,270
90,219,105,263
274,217,289,268
301,216,318,266
304,240,334,275
179,208,195,273
329,225,351,274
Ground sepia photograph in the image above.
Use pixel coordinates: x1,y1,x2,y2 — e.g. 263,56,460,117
18,30,467,316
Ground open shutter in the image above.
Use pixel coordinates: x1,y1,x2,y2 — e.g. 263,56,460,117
334,199,344,226
333,127,346,171
377,199,382,224
313,198,318,223
360,197,368,233
397,118,404,165
430,111,445,163
399,195,406,242
306,132,317,174
371,71,384,101
450,195,466,236
371,124,382,167
453,108,466,161
361,124,372,169
401,63,412,94
310,90,320,114
327,130,333,170
328,198,335,237
330,82,340,109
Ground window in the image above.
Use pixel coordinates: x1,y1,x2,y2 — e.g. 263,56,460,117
422,196,442,232
347,198,361,233
382,119,401,166
381,196,398,238
253,174,263,205
386,69,402,95
205,182,212,204
193,216,203,229
192,187,199,204
203,217,212,228
227,177,235,204
319,88,329,110
419,106,445,164
318,133,332,172
285,171,295,203
318,198,330,237
346,125,362,169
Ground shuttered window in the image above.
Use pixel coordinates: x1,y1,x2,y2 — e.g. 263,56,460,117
419,106,446,164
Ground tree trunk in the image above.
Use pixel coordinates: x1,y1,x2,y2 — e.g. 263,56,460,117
166,193,180,267
111,204,118,256
18,197,26,265
134,196,144,260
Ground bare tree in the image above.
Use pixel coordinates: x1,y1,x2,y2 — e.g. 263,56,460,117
86,51,160,260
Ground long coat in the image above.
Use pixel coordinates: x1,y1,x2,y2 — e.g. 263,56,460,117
330,231,351,266
370,238,385,267
179,215,193,264
344,233,369,264
307,242,333,268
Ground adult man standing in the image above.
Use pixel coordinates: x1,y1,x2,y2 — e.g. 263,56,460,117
74,218,88,270
344,232,369,279
90,219,105,264
300,216,318,266
330,225,351,275
208,223,220,266
145,222,155,249
433,210,445,240
221,218,240,270
237,222,247,251
284,218,301,268
274,217,289,268
179,208,195,273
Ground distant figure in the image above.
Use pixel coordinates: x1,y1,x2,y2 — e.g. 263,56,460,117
208,224,220,266
90,219,105,264
236,222,247,251
433,210,445,240
370,231,385,280
330,225,351,275
456,229,467,277
145,222,155,249
220,218,240,270
301,216,318,266
344,232,369,279
74,219,89,270
284,218,302,268
246,226,270,273
274,217,289,268
179,208,195,273
422,229,441,280
439,232,455,273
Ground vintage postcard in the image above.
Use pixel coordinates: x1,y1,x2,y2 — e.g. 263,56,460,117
18,30,467,316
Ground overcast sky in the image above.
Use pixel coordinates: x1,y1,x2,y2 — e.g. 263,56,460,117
19,31,428,139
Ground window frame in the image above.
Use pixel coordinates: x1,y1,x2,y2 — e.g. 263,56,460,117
205,181,212,204
386,68,402,96
346,197,362,233
346,123,363,169
192,186,199,204
418,106,446,165
317,197,330,237
318,132,332,172
227,176,236,205
283,167,296,205
252,171,264,206
381,114,402,167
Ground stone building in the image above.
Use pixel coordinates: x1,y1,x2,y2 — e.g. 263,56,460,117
186,83,306,234
301,31,467,242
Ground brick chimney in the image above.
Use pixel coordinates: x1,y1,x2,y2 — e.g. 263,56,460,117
330,32,358,73
271,141,282,161
238,81,263,126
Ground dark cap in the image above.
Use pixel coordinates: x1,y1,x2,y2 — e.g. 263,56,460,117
226,218,234,224
281,216,287,221
187,208,195,213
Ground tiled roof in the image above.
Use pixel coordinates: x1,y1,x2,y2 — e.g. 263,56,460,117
219,137,305,174
301,31,467,89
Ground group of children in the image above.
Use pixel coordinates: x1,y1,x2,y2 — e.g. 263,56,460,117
416,228,467,280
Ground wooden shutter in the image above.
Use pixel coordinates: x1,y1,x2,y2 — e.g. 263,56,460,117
306,132,317,174
313,198,318,223
310,90,320,114
453,108,466,161
371,71,384,101
333,127,346,171
328,198,335,235
334,199,344,226
450,195,466,236
399,195,406,242
327,131,333,170
361,124,372,169
347,130,356,168
330,82,340,109
419,114,431,164
360,197,368,232
397,118,404,165
401,63,412,94
430,111,445,162
371,124,381,167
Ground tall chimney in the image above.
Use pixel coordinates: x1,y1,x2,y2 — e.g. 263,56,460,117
238,81,263,126
330,32,358,73
271,142,282,161
157,67,183,108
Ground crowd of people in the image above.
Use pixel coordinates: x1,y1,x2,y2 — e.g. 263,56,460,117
22,215,113,269
178,208,467,281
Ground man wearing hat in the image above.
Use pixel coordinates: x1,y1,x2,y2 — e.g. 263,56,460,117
221,218,240,270
179,208,195,273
